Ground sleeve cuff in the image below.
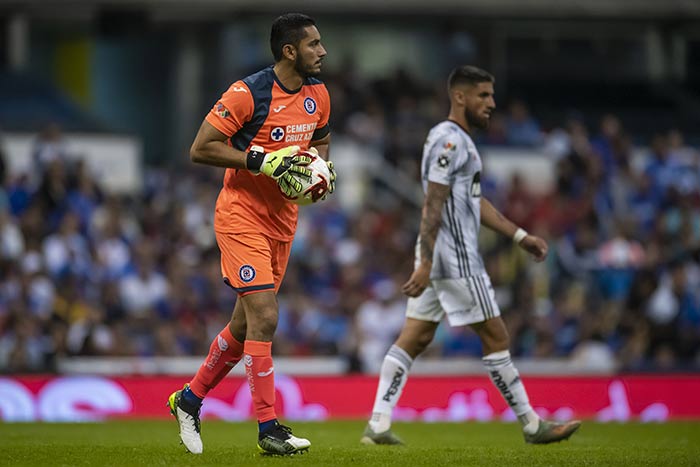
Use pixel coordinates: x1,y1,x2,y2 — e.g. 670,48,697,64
311,124,330,141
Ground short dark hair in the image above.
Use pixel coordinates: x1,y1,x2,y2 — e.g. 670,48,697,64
270,13,316,62
448,65,495,90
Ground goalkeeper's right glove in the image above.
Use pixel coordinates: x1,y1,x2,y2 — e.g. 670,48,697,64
246,145,312,193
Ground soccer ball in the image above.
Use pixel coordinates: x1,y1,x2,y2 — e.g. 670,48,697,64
280,150,331,206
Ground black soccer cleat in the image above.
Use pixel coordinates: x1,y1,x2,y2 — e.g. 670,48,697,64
257,423,311,455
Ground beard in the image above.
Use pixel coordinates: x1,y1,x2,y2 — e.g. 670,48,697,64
294,56,321,78
465,108,490,130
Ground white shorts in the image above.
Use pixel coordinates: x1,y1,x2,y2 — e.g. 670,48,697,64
406,274,501,327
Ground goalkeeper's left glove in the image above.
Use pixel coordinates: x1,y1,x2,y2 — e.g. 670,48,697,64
307,147,336,200
325,160,336,196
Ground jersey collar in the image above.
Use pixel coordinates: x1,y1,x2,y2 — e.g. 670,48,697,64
271,66,303,95
446,119,471,136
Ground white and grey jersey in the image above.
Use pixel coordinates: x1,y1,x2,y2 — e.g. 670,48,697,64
415,120,485,279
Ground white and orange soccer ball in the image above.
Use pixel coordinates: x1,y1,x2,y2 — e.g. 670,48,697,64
280,149,332,206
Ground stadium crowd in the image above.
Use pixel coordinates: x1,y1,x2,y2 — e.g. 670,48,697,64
1,69,699,374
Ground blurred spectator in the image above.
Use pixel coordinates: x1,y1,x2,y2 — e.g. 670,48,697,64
67,160,103,233
646,258,700,363
626,172,661,237
667,128,700,181
644,133,684,205
542,114,588,162
32,123,68,170
35,159,70,229
42,211,92,279
502,173,535,232
483,112,508,145
0,205,24,261
93,210,131,280
297,297,353,356
355,279,406,373
504,100,542,146
118,243,169,320
570,333,616,371
0,134,6,185
7,173,33,217
345,97,387,151
590,114,623,177
0,315,49,372
20,251,55,319
554,216,600,283
595,219,646,302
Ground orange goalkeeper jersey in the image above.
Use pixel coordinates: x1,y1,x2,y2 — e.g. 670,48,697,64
206,66,331,241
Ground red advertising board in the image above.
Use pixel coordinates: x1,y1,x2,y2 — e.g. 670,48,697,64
2,375,699,422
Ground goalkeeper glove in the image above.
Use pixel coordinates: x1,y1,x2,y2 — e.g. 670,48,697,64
306,147,336,200
320,160,336,201
326,160,336,194
246,145,312,194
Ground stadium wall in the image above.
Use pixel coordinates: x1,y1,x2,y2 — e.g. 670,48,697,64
3,375,699,423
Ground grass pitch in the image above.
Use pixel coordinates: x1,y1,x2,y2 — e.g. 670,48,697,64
2,420,699,466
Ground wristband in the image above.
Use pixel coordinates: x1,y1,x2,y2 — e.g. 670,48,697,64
513,228,528,244
246,146,265,173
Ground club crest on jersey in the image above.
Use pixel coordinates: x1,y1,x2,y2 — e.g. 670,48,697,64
239,264,256,282
216,103,230,118
270,127,285,142
304,97,317,115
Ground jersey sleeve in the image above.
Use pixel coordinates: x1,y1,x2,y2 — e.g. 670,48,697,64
311,83,331,141
426,135,467,186
205,81,255,137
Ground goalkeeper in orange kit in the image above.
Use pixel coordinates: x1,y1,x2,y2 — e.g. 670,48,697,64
167,12,335,456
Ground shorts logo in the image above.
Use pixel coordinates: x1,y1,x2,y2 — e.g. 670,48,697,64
303,97,317,115
271,127,285,141
239,264,256,282
244,355,253,367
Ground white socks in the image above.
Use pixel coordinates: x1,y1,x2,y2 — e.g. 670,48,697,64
483,350,540,434
369,348,539,434
368,345,413,433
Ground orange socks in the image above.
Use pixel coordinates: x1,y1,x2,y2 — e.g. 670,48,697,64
189,326,244,399
189,333,277,423
244,340,276,423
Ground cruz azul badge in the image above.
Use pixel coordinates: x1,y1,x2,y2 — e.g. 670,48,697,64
304,97,317,115
239,265,256,282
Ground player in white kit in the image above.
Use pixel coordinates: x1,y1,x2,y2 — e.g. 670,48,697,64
361,66,580,445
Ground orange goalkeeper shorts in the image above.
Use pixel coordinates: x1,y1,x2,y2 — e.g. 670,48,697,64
215,231,292,296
